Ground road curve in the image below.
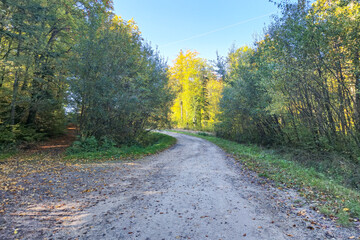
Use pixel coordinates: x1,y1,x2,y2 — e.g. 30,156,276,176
54,132,346,239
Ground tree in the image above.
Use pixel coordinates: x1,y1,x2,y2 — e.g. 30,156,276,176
168,50,222,130
69,12,172,144
0,0,88,145
216,0,360,156
0,0,172,147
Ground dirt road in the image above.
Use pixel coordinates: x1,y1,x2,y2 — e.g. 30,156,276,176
2,132,358,239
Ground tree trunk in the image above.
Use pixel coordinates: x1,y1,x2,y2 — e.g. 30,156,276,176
354,50,360,134
10,70,20,125
10,32,22,125
26,73,40,125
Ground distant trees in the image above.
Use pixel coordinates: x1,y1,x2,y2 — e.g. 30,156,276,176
0,0,172,147
168,50,223,131
216,0,360,156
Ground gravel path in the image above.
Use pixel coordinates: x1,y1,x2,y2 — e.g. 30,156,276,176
2,132,359,239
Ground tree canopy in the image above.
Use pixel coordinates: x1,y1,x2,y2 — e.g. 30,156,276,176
216,0,360,157
0,0,172,147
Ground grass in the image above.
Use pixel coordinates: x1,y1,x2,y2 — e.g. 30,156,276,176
64,132,176,164
0,151,17,162
172,130,360,226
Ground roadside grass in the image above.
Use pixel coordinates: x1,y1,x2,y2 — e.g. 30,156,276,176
64,132,176,164
0,152,17,162
172,130,360,226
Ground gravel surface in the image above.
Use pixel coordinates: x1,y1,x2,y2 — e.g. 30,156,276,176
1,131,359,239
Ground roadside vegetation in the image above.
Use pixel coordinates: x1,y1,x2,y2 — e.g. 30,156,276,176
1,0,172,157
65,132,176,163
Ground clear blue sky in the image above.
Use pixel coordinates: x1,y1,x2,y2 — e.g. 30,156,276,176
113,0,280,63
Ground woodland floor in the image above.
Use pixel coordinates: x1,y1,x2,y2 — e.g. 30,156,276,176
0,131,359,239
23,124,78,155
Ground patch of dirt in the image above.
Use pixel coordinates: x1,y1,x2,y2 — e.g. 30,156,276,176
20,124,78,156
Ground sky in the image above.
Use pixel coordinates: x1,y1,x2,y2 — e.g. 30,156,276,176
113,0,280,63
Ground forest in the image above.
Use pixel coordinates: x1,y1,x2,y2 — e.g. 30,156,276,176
0,0,172,150
1,0,360,162
216,0,360,156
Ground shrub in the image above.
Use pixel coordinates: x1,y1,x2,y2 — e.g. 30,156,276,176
66,136,117,154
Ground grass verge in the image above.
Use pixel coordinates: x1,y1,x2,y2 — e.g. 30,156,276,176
64,132,176,164
0,152,17,162
172,130,360,226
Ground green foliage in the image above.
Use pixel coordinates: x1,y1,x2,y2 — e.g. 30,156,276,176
216,0,360,159
0,0,105,144
0,124,46,146
197,132,210,136
66,136,116,154
69,14,173,144
65,133,176,162
0,0,172,147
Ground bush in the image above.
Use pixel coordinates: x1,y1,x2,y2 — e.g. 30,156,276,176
66,136,117,154
0,124,46,146
65,132,177,162
197,132,210,136
135,132,163,147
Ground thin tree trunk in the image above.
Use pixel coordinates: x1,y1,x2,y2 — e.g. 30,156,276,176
10,32,22,125
354,50,360,133
10,70,20,125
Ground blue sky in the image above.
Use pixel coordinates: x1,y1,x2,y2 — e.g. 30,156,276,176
113,0,280,63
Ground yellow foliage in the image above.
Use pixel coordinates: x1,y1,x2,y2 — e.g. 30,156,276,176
168,50,223,130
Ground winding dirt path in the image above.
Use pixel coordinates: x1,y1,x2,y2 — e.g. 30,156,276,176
2,132,359,239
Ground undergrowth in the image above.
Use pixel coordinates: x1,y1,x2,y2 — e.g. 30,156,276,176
65,132,176,163
172,130,360,226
